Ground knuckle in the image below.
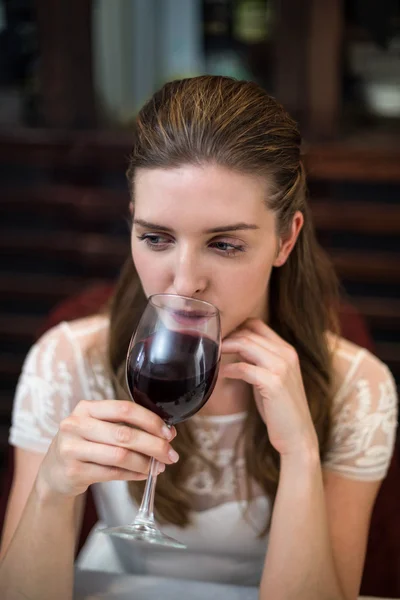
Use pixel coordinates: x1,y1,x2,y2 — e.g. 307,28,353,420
65,463,79,480
115,425,132,445
272,358,287,377
273,363,285,377
118,401,132,418
59,438,75,459
113,445,129,466
269,372,282,390
59,416,74,433
159,439,171,457
241,338,251,350
135,457,150,475
153,416,165,434
286,346,298,364
84,417,95,434
145,412,163,435
239,362,250,375
108,466,123,479
75,399,89,414
254,370,266,388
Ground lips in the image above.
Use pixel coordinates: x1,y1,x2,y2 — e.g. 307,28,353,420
171,310,209,326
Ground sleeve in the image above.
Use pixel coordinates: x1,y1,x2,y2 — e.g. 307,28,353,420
9,322,90,454
323,351,398,481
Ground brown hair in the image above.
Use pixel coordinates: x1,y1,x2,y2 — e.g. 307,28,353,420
107,76,339,534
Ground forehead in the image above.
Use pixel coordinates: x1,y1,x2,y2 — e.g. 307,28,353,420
133,164,273,229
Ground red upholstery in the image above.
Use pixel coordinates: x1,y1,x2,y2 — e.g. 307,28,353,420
1,284,399,596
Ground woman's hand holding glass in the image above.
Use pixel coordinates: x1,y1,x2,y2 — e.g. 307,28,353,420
36,399,178,499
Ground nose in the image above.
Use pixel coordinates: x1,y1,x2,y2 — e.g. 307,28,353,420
170,247,208,298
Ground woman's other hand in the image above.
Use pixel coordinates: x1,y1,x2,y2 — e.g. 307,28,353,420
221,319,318,458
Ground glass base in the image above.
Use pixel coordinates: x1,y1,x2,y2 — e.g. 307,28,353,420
98,523,186,549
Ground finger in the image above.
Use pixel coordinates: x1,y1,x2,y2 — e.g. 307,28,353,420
60,417,179,465
224,330,283,357
235,322,296,361
221,337,285,373
60,437,153,474
222,361,279,392
80,462,149,484
244,319,290,349
74,400,177,441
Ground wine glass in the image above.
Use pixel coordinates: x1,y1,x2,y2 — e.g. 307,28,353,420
100,294,221,548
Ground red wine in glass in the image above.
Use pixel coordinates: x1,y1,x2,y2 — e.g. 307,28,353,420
100,294,221,549
127,330,220,425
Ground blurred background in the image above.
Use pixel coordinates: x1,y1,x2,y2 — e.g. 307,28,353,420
0,0,399,468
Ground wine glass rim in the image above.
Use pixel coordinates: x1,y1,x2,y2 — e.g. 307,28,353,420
148,293,219,316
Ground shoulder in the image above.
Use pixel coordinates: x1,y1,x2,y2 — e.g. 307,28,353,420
56,313,110,350
10,314,111,452
327,333,396,405
33,313,110,358
19,313,111,398
323,333,398,481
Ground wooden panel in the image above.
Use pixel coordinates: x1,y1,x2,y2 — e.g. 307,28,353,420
352,298,400,330
1,232,128,268
304,140,400,182
34,0,96,128
0,129,131,170
0,316,44,343
0,355,24,380
0,395,13,419
310,201,400,234
1,186,129,228
375,343,400,379
331,251,399,283
273,0,310,123
0,274,110,303
306,0,342,139
0,426,11,451
1,129,400,182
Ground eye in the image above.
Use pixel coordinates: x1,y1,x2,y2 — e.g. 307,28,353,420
137,233,172,251
209,240,245,257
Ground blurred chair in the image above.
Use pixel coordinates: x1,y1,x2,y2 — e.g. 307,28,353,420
0,284,399,597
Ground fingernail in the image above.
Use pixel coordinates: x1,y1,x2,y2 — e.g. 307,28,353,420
168,448,179,463
162,425,173,440
157,463,166,474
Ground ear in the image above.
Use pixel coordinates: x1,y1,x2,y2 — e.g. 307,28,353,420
273,211,304,267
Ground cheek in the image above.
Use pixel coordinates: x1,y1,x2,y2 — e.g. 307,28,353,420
217,255,274,327
222,263,271,304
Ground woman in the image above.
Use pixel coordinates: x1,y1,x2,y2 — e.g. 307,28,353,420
0,76,397,600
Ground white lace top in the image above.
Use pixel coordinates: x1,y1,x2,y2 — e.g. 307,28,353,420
9,315,398,585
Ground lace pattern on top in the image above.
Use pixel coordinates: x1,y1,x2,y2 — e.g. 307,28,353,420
9,318,112,452
323,344,398,480
184,413,257,511
9,316,398,511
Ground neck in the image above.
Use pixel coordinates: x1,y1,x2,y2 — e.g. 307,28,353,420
198,358,253,417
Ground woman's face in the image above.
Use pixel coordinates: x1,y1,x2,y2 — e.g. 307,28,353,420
131,164,301,338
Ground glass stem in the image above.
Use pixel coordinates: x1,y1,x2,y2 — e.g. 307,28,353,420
134,457,159,528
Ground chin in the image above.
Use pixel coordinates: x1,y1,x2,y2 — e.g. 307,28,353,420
221,319,242,340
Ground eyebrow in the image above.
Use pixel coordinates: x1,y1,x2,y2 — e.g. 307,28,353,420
133,219,259,234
